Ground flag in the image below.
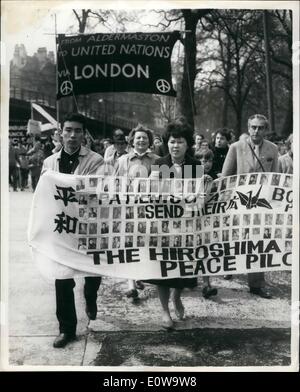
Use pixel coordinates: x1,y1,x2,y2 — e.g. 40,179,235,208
56,31,180,99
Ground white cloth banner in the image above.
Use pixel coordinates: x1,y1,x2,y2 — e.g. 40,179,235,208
28,170,293,280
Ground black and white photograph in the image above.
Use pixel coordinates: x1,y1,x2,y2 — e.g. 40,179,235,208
149,236,158,247
88,237,97,250
161,220,170,233
78,237,87,250
223,215,230,227
253,213,261,225
173,235,182,248
185,234,194,247
260,173,269,185
88,207,97,219
89,222,98,235
263,227,272,239
124,235,133,248
100,222,109,234
78,222,88,235
2,0,298,374
213,215,220,228
276,213,284,225
112,221,121,233
138,179,147,193
161,236,169,247
243,214,251,226
271,173,281,186
150,221,158,234
228,175,237,188
248,174,258,185
242,228,250,240
222,230,229,242
185,219,194,232
212,231,220,242
137,221,146,234
196,233,202,246
89,177,98,188
78,207,88,219
238,174,247,186
265,214,273,225
112,206,121,219
88,194,97,206
232,229,240,240
274,228,282,239
112,236,121,249
100,206,109,219
76,178,85,191
125,206,134,219
125,222,134,233
99,237,108,249
283,174,292,187
137,235,146,247
78,195,88,205
137,206,145,218
204,232,211,244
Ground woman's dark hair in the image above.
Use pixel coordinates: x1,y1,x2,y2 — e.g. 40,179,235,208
214,127,231,142
128,124,154,147
163,117,194,148
63,112,86,130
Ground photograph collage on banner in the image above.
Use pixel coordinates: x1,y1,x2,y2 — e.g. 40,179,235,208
74,173,294,257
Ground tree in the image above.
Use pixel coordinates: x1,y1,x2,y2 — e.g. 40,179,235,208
150,9,211,130
198,10,267,136
196,9,293,138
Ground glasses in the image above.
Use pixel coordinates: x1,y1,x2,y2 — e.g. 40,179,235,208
250,125,265,131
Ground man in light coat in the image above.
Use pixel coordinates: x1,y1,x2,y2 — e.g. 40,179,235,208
42,113,104,347
222,114,279,299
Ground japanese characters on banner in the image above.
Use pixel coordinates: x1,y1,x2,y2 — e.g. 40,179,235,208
56,31,180,99
28,171,293,280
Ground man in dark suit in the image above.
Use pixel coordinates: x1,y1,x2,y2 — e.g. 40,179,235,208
222,114,279,299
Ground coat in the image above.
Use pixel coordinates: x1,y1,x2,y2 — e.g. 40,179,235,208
152,153,203,179
145,153,202,289
222,138,279,176
42,146,104,175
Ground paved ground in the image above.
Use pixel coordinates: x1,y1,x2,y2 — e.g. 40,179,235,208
4,189,293,369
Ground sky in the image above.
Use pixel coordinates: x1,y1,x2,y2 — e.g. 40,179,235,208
2,3,173,62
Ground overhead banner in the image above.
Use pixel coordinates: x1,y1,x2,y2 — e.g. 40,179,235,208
56,31,180,99
28,171,293,280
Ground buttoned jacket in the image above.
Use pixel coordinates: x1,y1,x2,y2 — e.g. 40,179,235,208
222,138,279,176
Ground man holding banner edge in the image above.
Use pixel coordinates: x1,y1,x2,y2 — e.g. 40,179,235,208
222,114,279,299
41,112,104,348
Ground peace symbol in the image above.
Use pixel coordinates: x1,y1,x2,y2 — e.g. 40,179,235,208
156,79,171,93
60,80,73,96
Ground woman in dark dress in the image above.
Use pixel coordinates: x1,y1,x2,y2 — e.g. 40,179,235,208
147,117,211,329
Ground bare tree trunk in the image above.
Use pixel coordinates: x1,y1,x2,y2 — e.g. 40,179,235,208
179,10,199,131
71,9,91,111
281,92,292,138
222,90,229,127
236,108,242,137
73,9,91,33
